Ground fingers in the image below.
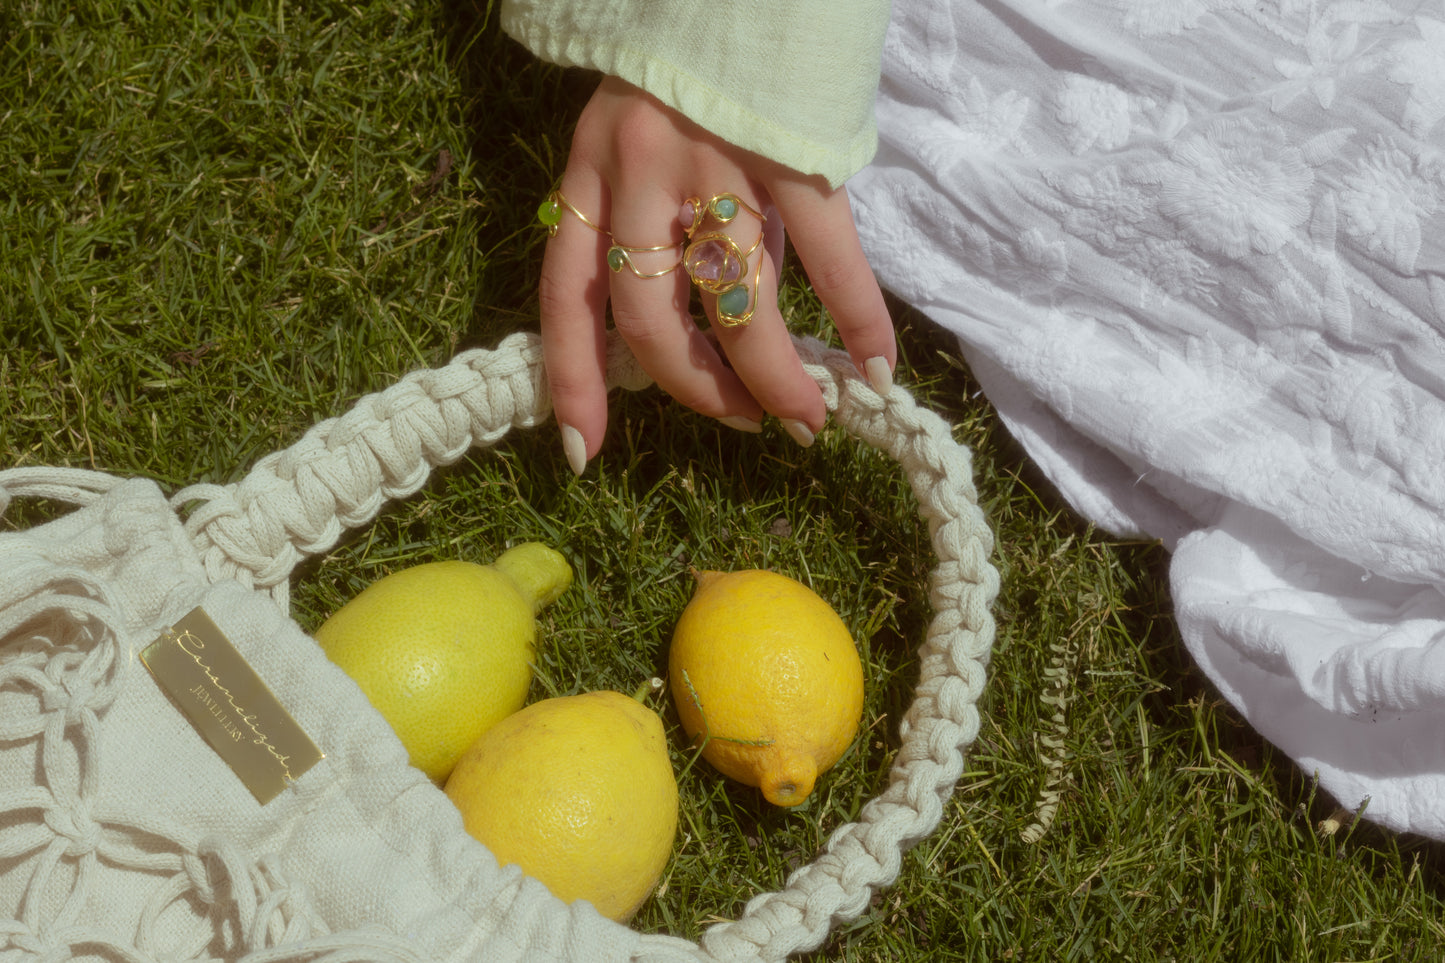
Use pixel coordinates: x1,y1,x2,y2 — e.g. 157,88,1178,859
607,191,764,427
538,176,612,474
703,239,828,440
771,179,897,395
538,78,898,476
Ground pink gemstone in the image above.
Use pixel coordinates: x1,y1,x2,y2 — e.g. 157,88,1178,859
688,239,742,284
679,201,696,229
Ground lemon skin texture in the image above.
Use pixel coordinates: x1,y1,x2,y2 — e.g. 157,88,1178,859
314,544,571,782
444,690,678,923
668,569,865,807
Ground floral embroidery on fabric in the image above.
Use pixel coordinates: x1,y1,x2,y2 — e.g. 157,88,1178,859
1129,119,1314,259
1272,19,1367,110
1113,0,1250,36
852,182,989,303
852,0,1445,843
1335,137,1444,273
941,75,1032,154
1386,16,1445,137
1286,360,1419,467
1129,238,1219,305
1049,166,1151,251
1275,0,1315,17
991,228,1071,297
1055,75,1135,154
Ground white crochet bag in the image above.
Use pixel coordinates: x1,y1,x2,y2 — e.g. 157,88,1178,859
0,331,997,962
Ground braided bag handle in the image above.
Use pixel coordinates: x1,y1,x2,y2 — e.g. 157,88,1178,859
171,330,998,962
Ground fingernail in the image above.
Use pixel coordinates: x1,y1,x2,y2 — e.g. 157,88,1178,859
560,423,587,476
863,356,893,395
781,419,815,448
718,415,764,434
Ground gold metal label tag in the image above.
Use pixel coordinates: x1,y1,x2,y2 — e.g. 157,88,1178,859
141,606,324,804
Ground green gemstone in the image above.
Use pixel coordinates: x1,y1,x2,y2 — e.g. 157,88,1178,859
607,247,627,272
537,200,562,227
717,284,750,318
712,196,739,221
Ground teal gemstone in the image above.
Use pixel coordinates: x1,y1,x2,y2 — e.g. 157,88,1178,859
717,284,750,318
537,200,562,228
607,247,626,272
712,196,739,221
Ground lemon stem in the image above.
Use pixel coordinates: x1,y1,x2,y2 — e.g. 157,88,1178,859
631,678,663,704
690,568,724,592
492,542,573,612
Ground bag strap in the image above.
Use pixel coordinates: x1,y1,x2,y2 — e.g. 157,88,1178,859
698,336,997,961
0,467,125,517
8,330,997,960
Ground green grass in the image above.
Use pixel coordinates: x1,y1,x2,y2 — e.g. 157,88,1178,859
4,2,1445,959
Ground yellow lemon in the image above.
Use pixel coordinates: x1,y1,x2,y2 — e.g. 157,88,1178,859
668,569,865,807
444,688,678,922
314,543,571,782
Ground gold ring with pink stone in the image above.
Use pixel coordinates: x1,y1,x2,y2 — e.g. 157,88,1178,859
679,193,765,327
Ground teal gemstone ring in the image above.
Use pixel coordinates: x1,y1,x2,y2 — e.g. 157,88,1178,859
536,187,765,324
679,192,766,327
683,231,763,327
606,240,683,279
680,192,764,237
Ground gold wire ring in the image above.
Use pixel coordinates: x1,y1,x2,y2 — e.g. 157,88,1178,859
719,252,765,327
683,233,764,326
681,193,765,236
683,232,747,296
681,193,766,326
536,190,607,237
607,241,683,279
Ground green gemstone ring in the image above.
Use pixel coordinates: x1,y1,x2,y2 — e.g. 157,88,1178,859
535,187,763,323
716,284,751,321
537,199,563,230
537,190,607,238
681,192,764,236
606,241,683,279
679,192,766,327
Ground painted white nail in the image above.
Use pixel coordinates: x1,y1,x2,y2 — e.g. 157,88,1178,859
560,423,587,476
863,356,893,395
781,419,815,448
718,415,764,434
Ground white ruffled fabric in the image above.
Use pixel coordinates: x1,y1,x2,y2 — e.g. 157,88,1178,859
850,0,1445,838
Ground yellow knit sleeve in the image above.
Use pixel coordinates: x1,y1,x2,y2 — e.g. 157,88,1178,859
500,0,890,188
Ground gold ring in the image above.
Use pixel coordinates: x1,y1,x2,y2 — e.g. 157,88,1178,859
681,193,766,326
680,193,765,236
536,190,607,237
607,241,683,279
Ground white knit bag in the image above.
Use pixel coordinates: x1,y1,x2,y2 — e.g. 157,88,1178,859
0,331,997,963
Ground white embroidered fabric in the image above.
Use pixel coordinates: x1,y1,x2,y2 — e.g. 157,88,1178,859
850,0,1445,837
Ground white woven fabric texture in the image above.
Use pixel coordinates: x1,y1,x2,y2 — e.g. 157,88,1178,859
849,0,1445,836
0,332,998,962
0,475,695,962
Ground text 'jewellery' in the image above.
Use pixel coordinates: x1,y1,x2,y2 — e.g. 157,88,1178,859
681,193,765,327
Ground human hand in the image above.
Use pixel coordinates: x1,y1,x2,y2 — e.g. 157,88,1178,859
538,77,896,475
